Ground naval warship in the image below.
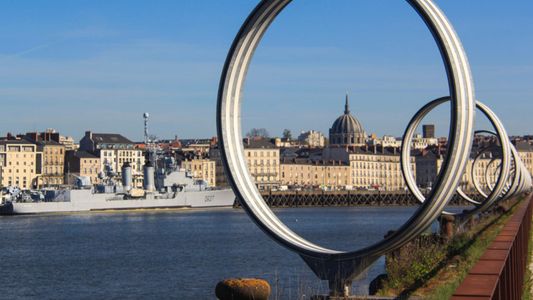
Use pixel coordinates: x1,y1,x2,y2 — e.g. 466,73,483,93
0,160,236,215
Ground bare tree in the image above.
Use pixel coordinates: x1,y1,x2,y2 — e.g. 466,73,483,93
282,129,292,140
246,128,270,138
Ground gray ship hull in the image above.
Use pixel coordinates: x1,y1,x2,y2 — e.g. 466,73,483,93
3,189,236,215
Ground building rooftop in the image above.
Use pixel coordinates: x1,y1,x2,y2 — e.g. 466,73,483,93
243,138,277,149
91,133,134,144
73,150,99,159
0,139,34,145
37,140,62,146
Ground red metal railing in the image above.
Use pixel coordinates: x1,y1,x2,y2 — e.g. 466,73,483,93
452,194,533,300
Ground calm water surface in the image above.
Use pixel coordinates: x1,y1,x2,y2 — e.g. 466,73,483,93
0,206,439,299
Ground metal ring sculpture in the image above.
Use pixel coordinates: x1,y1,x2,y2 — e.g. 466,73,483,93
472,146,500,198
471,130,524,201
399,98,511,217
217,0,476,296
484,157,501,192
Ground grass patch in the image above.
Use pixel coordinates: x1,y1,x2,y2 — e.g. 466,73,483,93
377,198,523,299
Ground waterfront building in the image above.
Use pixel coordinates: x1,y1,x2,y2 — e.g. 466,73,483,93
181,158,216,187
210,138,281,190
322,144,415,191
244,138,280,190
208,147,229,188
0,140,42,189
298,130,325,148
23,132,66,186
79,131,144,188
64,150,101,185
25,129,77,151
280,159,350,189
37,141,65,186
329,94,367,147
348,146,416,191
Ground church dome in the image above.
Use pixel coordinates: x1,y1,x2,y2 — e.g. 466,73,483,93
329,94,366,146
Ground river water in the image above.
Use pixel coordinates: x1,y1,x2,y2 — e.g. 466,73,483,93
0,206,438,299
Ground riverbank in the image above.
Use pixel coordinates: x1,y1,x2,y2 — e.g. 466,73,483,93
375,197,525,299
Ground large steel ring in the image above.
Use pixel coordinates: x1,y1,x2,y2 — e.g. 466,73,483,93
471,130,523,201
484,157,501,192
399,98,510,216
217,0,475,294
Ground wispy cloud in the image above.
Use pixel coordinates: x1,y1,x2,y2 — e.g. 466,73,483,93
60,26,120,39
0,37,532,140
6,42,55,58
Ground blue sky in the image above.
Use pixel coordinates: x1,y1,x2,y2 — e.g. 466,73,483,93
0,0,532,141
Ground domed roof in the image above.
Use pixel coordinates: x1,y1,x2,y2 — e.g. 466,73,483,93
330,94,365,135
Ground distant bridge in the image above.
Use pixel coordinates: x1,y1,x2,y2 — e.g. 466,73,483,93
232,190,485,208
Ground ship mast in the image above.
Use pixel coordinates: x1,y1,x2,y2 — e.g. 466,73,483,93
143,112,158,167
143,112,150,145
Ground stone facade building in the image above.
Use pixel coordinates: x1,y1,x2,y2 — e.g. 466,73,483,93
65,150,101,185
209,147,229,188
348,147,415,191
280,146,415,191
210,138,280,190
0,140,42,189
244,139,280,190
38,141,65,186
79,131,144,188
280,159,350,189
298,130,325,148
182,158,216,187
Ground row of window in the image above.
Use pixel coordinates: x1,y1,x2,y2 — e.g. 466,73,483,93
350,156,401,163
246,151,278,158
4,146,35,152
45,148,64,155
5,177,29,188
102,150,141,157
247,161,278,167
3,168,34,174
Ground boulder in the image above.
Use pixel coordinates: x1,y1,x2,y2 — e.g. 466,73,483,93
215,278,271,300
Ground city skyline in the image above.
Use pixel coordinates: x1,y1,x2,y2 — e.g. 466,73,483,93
1,1,532,140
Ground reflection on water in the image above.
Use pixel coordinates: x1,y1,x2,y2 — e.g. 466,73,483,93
0,206,445,298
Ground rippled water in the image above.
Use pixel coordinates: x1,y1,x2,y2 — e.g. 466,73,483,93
0,206,434,299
